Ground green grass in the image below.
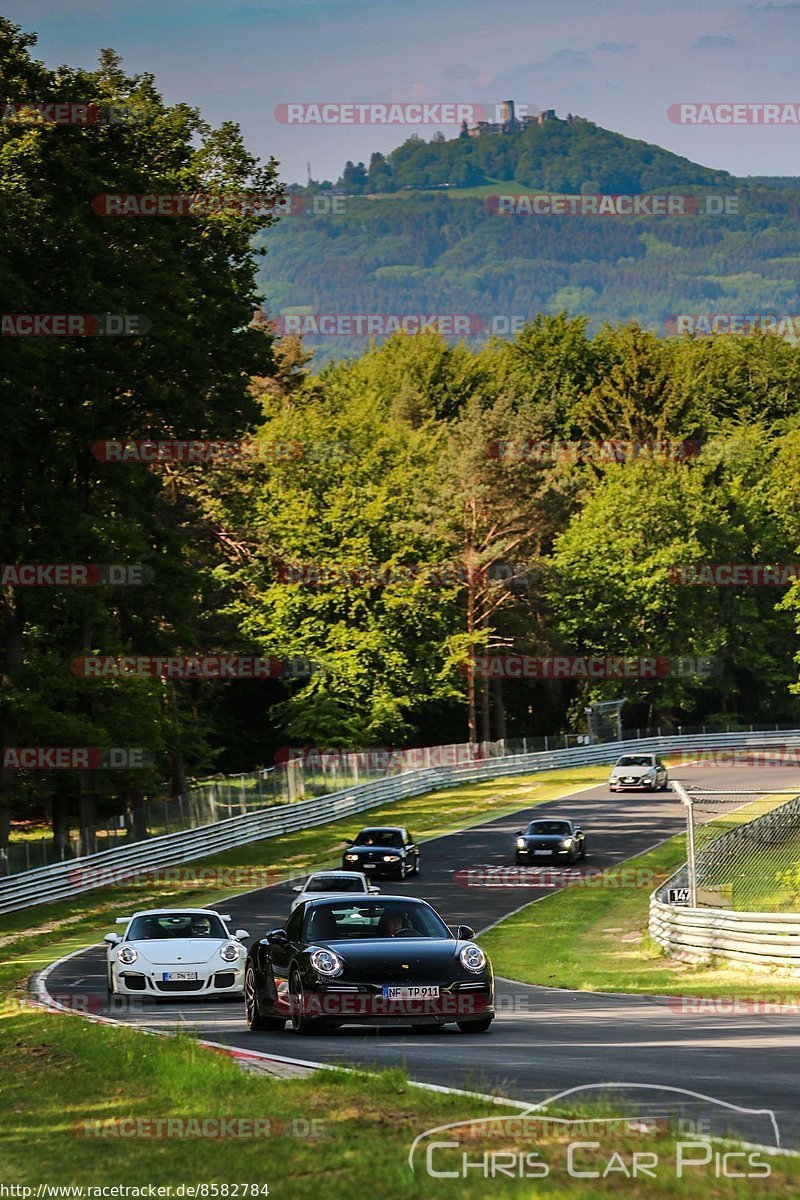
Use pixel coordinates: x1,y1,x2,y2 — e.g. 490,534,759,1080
2,1004,800,1194
480,833,800,1001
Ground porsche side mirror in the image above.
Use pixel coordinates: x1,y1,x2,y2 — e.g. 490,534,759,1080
515,830,523,836
292,885,303,892
343,837,354,845
234,929,249,941
262,928,289,946
455,925,475,940
103,933,120,945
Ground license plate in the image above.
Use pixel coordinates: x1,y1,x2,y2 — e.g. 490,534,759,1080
364,863,376,869
534,850,551,856
382,985,440,999
162,971,198,982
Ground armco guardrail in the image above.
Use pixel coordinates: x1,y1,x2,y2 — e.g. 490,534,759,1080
4,728,800,914
650,887,800,969
650,790,800,968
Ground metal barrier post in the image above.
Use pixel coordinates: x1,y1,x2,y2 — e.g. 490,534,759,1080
672,779,697,907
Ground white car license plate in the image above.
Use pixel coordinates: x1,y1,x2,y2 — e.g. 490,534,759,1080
534,849,551,855
382,985,440,1000
162,971,198,982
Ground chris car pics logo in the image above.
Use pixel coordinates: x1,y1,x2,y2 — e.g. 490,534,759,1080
409,1084,779,1181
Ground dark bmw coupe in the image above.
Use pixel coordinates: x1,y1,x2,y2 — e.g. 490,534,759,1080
244,895,494,1035
341,826,420,880
515,818,587,864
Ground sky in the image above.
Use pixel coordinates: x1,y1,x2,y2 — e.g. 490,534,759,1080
4,0,800,185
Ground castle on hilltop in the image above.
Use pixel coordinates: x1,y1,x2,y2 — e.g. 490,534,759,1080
462,101,559,138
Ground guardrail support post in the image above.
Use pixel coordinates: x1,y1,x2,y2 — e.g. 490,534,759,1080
673,779,697,907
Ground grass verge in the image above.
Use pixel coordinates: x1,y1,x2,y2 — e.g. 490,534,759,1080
480,832,800,1001
2,1004,799,1194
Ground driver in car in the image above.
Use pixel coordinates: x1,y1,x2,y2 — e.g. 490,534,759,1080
379,910,413,936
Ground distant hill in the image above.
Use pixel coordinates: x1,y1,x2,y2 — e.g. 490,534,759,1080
322,114,735,195
258,117,800,363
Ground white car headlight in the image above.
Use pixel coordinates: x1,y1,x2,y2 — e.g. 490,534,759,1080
383,854,400,862
516,837,526,849
642,774,654,783
118,945,138,965
310,948,344,977
460,944,487,973
220,943,239,963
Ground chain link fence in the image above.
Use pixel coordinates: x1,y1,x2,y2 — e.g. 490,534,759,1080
6,719,800,877
678,786,800,912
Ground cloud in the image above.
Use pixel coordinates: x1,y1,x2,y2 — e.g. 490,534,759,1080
690,34,738,48
441,63,492,87
594,41,636,52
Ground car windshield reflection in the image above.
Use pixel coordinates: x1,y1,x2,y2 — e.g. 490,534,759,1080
302,900,449,941
126,913,227,940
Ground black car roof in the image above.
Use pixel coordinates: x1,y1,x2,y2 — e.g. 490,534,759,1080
301,893,426,908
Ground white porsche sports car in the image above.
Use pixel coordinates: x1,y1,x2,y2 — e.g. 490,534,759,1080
104,908,250,999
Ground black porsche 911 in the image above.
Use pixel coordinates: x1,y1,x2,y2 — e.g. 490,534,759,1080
244,895,494,1035
515,818,587,864
341,825,420,880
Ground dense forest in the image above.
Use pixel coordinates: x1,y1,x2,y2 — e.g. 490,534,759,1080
4,18,800,850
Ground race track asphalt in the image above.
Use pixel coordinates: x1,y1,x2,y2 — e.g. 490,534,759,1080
41,762,800,1149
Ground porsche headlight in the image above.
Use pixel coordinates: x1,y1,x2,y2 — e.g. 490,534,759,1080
220,943,239,963
516,838,526,849
344,853,359,862
118,945,138,965
383,854,400,862
310,948,343,977
460,944,487,974
559,838,573,849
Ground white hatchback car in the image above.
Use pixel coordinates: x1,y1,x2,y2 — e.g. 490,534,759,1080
290,870,379,911
104,908,249,999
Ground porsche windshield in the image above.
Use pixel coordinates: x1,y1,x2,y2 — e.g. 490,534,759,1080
305,875,366,893
526,821,572,836
303,900,449,941
126,913,227,940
